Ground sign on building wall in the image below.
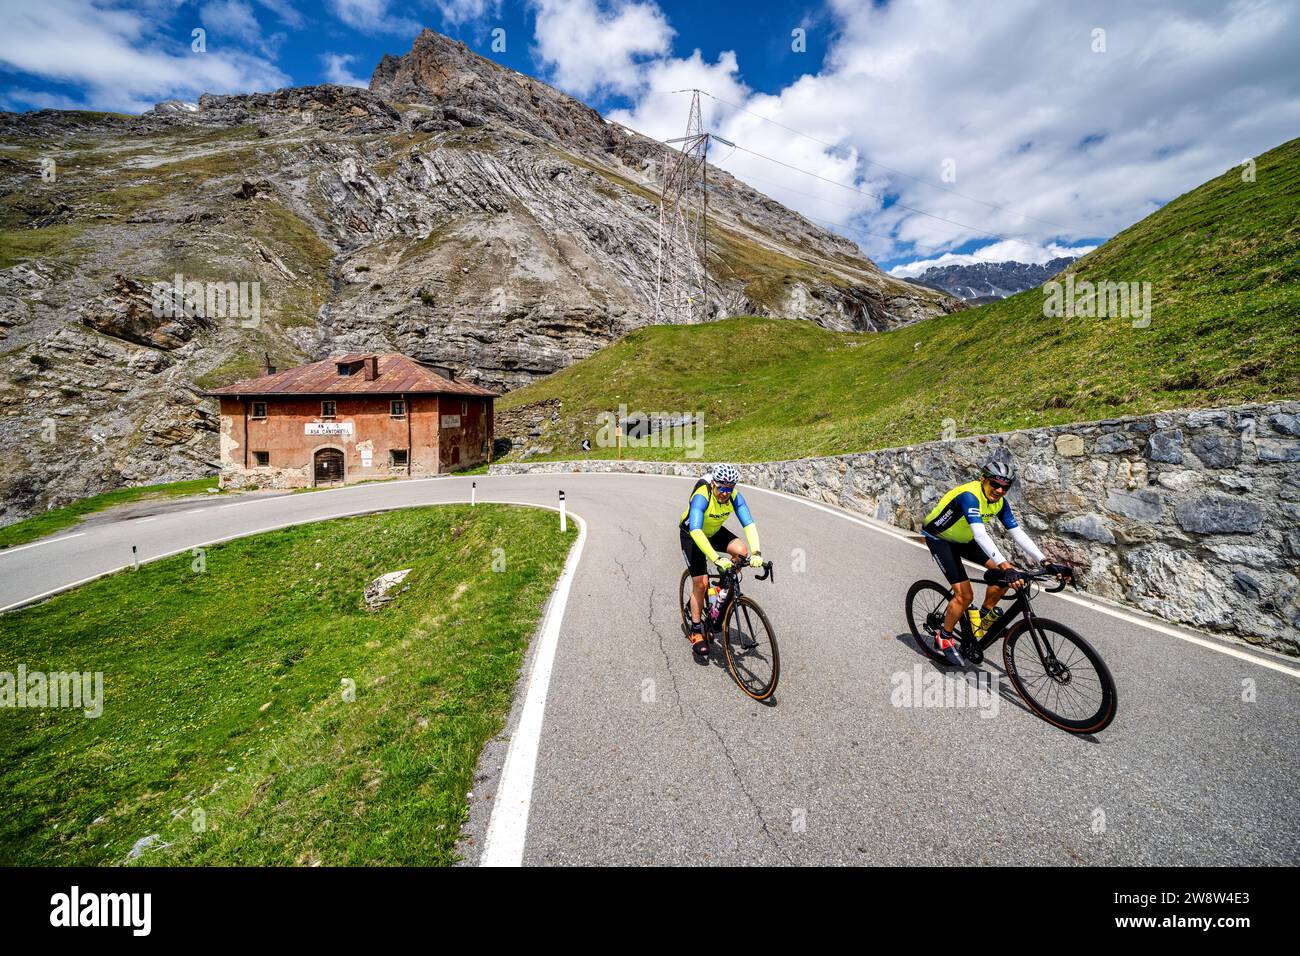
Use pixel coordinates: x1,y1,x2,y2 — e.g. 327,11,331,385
306,422,354,437
441,415,461,428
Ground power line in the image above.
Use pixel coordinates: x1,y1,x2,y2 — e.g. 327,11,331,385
687,88,1077,234
654,88,1053,253
713,165,958,256
728,140,1045,251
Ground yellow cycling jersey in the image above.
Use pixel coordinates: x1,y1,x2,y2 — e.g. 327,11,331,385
679,480,751,536
922,479,1014,544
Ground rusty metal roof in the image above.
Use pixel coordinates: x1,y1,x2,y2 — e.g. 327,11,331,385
202,353,498,398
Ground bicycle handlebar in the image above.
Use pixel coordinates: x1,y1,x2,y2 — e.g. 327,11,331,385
714,559,774,583
983,565,1073,592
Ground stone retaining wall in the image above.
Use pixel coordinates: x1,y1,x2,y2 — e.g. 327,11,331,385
491,402,1300,654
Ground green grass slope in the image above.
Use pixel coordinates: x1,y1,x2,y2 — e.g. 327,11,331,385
0,504,573,866
500,137,1300,462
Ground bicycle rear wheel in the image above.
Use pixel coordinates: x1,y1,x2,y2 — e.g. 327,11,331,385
1003,618,1117,734
722,596,779,701
905,579,955,664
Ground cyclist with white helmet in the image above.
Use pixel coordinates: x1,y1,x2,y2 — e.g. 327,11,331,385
921,459,1065,666
678,464,764,659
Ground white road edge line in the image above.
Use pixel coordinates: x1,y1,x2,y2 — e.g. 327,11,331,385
526,472,1300,678
481,503,587,867
0,493,586,865
0,532,86,557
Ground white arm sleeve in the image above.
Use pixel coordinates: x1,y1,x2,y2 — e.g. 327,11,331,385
969,522,1007,566
1009,525,1046,564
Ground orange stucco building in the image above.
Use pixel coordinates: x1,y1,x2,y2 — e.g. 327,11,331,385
204,353,496,489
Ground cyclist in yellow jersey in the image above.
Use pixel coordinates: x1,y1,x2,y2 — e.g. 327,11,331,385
678,464,763,659
921,460,1066,665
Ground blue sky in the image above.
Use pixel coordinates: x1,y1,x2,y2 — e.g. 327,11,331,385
2,0,1298,273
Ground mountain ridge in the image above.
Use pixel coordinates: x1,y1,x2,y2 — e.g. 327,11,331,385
0,29,957,525
904,256,1078,301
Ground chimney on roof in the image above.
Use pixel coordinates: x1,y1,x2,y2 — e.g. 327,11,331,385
364,356,378,380
259,352,276,376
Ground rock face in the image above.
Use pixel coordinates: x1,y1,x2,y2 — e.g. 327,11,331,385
492,400,1300,653
0,29,958,526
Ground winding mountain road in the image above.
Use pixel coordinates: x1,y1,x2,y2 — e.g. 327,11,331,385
2,472,1297,866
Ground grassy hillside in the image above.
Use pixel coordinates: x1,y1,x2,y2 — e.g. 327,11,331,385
500,137,1300,462
0,505,573,866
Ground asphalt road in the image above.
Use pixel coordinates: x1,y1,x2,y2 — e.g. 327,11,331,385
2,472,1297,866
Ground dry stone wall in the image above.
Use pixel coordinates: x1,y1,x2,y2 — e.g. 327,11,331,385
491,402,1300,654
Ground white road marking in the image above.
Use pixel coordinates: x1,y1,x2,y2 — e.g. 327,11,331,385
518,471,1300,678
0,532,86,557
481,503,587,867
132,517,157,524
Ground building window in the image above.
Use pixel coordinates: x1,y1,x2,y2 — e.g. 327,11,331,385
251,401,267,419
390,449,408,467
338,364,352,376
321,400,336,420
391,399,406,419
253,451,270,467
461,400,467,415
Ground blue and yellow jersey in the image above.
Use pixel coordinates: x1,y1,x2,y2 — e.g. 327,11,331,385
922,479,1019,543
679,478,761,562
679,480,755,535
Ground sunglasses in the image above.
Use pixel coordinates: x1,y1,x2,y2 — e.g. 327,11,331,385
986,478,1013,491
715,484,736,495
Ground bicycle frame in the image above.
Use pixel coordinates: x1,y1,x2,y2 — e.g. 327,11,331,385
956,571,1066,665
704,562,770,623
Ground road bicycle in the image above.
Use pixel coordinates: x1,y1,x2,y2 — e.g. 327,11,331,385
905,566,1117,734
679,559,779,701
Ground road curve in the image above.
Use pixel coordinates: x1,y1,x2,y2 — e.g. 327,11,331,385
2,472,1297,865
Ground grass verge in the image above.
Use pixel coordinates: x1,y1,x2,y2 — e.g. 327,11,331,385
0,504,574,865
0,477,220,550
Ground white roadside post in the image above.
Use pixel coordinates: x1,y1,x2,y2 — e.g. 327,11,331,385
472,480,477,506
559,490,566,532
131,545,139,571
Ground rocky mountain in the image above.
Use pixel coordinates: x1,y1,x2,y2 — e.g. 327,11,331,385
0,29,958,526
905,256,1077,301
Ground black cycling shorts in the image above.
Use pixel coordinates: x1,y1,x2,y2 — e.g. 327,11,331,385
925,534,990,585
680,525,738,577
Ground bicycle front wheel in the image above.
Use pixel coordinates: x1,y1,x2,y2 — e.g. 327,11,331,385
1003,618,1117,734
722,596,779,701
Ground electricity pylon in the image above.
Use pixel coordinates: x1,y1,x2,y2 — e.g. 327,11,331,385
654,90,733,324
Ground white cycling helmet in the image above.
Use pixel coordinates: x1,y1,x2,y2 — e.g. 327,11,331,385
713,463,739,485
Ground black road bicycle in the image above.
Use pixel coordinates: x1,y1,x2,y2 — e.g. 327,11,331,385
905,567,1118,734
679,559,779,701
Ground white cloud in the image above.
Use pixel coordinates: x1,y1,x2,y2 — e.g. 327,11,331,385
0,0,290,113
327,0,422,36
434,0,500,26
888,242,1099,279
531,0,674,98
556,0,1300,265
255,0,305,29
321,52,368,88
201,0,284,56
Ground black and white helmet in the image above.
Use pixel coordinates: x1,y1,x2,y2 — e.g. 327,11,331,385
713,463,740,485
981,459,1017,483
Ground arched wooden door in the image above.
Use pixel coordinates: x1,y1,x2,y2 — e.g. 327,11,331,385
314,447,344,486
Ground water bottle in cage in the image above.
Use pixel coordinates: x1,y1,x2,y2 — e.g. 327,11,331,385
711,586,728,623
